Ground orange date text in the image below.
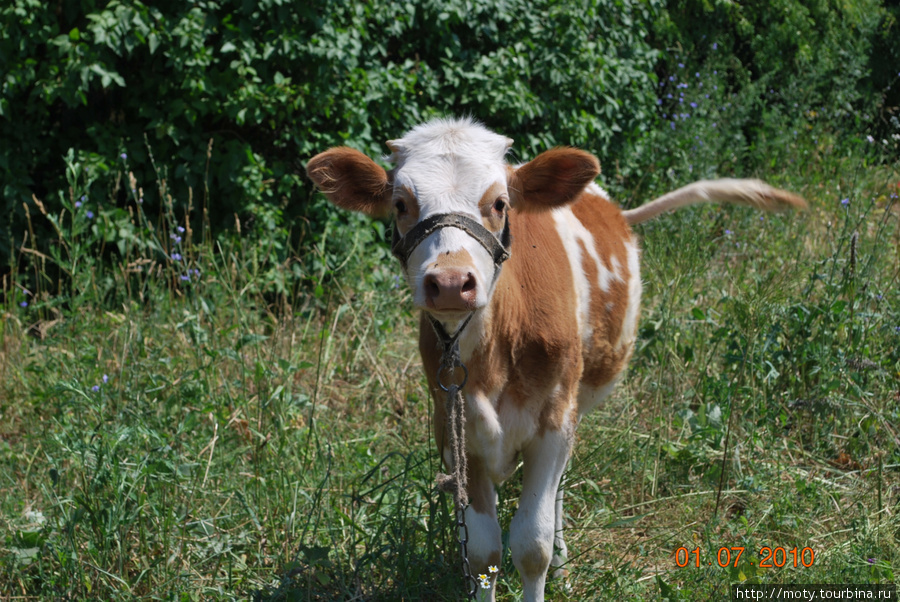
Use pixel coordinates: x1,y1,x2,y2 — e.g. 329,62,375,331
674,546,815,568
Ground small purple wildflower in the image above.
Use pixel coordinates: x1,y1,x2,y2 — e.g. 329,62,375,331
92,385,100,392
678,63,684,68
20,301,28,308
75,201,82,208
190,268,200,277
171,252,182,261
712,42,718,50
102,374,108,383
725,229,733,235
177,226,185,234
86,211,94,219
690,102,698,108
895,326,900,334
695,72,700,78
841,198,850,206
670,122,676,130
867,558,876,564
180,274,191,282
120,153,127,160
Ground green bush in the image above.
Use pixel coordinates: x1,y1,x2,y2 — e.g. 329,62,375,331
3,0,897,290
1,0,663,274
649,0,898,180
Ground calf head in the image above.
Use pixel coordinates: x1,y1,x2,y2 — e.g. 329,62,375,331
306,118,599,329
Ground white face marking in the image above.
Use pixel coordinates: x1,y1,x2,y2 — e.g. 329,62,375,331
388,118,512,321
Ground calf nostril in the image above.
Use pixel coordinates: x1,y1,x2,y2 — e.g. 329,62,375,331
461,273,476,293
424,274,440,300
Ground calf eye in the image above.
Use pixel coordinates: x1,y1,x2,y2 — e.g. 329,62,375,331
492,198,507,214
395,200,407,215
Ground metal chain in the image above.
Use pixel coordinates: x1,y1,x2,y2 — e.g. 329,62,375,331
456,500,478,599
438,353,478,599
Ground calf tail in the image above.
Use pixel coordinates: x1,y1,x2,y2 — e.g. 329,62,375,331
622,178,807,226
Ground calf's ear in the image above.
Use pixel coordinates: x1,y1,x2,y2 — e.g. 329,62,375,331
509,148,600,211
306,147,391,217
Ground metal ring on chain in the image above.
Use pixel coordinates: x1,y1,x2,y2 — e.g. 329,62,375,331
438,363,468,392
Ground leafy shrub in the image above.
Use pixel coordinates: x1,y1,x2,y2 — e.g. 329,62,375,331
3,0,898,296
648,0,898,181
1,0,663,278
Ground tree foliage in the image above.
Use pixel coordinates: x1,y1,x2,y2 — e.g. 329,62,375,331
1,0,896,271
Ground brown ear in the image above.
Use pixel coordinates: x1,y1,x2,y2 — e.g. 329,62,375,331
509,148,600,211
306,147,391,217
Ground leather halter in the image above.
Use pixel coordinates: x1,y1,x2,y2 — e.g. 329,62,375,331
391,210,512,346
391,212,511,271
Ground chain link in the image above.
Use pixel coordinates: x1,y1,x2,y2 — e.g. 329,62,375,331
456,504,478,599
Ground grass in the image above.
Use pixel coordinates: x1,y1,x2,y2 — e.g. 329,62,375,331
1,122,899,600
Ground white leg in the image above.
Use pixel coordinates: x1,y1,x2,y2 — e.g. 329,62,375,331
509,428,573,602
464,455,502,602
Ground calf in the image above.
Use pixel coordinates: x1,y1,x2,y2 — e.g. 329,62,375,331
306,117,805,601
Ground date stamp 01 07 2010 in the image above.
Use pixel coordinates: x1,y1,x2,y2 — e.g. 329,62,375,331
674,546,817,569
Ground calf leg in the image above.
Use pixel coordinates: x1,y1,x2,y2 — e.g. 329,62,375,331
509,428,573,602
464,455,502,601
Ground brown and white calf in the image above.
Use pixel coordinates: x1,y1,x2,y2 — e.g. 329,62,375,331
307,117,805,601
